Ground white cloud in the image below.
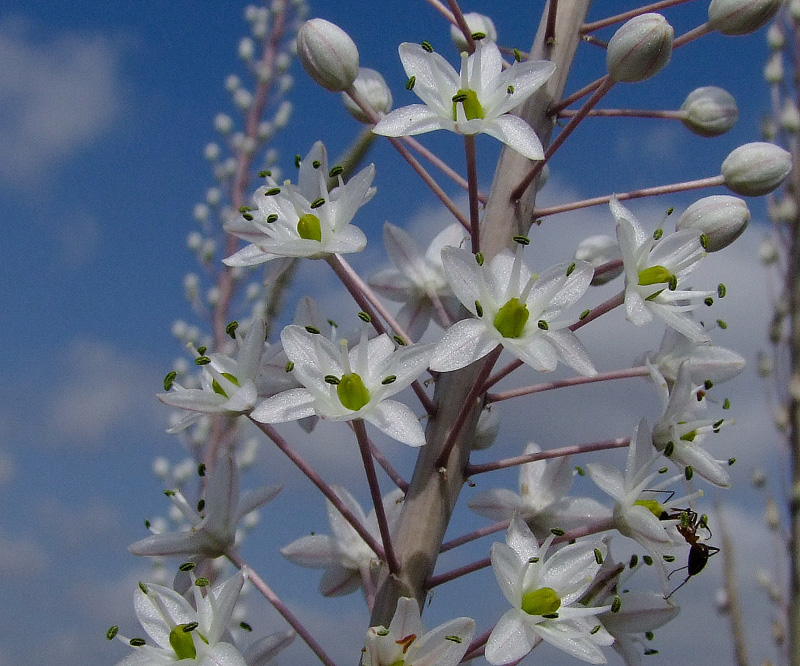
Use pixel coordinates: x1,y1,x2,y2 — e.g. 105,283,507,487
0,16,124,187
0,528,48,578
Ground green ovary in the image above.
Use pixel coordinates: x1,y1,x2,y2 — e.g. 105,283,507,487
521,587,561,616
453,89,484,121
494,298,529,338
212,372,240,398
169,624,197,660
634,499,665,518
638,265,673,286
297,213,322,241
680,430,697,442
337,373,370,411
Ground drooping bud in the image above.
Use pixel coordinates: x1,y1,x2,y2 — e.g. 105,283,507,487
450,12,497,51
575,235,623,285
680,87,738,137
297,18,359,92
606,13,673,83
721,142,792,196
342,67,393,123
708,0,781,36
676,195,750,251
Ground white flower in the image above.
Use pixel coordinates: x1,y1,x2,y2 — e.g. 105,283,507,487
373,39,555,160
129,452,281,559
651,362,732,487
469,442,611,537
429,245,595,375
252,325,432,447
280,486,404,596
113,570,249,666
158,319,266,433
486,516,613,665
600,591,679,666
612,197,712,343
368,222,466,339
223,142,373,265
363,597,475,666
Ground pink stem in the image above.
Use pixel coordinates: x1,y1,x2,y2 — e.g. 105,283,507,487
487,366,650,402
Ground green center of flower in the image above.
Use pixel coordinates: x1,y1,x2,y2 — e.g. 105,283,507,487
297,213,322,242
453,89,484,121
680,429,697,442
634,499,666,518
494,297,529,338
638,265,673,286
212,372,240,398
520,587,561,616
337,372,370,411
169,624,197,660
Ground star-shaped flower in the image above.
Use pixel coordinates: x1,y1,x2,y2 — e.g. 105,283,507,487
158,318,266,433
368,222,465,340
362,597,475,666
650,362,732,487
129,451,281,559
252,325,432,447
486,516,613,665
612,197,712,343
468,442,611,537
223,141,374,266
112,569,249,666
429,245,595,375
280,486,404,597
373,39,555,160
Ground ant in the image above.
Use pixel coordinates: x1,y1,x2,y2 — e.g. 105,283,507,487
663,507,720,599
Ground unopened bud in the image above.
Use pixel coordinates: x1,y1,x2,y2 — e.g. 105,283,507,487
574,235,623,285
768,196,798,223
781,100,800,133
759,236,779,264
721,142,792,196
677,195,750,251
680,87,738,137
450,12,497,51
297,18,359,92
606,13,673,83
767,23,785,50
472,406,500,450
764,52,783,84
708,0,780,36
342,67,393,123
792,0,800,21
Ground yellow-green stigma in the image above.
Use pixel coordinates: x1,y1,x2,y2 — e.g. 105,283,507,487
452,89,484,121
494,297,529,338
169,624,197,660
638,265,673,286
337,373,370,411
680,429,697,442
212,372,240,398
634,499,665,518
521,587,561,616
297,213,322,242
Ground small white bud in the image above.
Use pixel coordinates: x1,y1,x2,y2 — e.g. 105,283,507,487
173,459,196,485
680,86,738,137
258,121,275,140
762,116,778,141
214,113,234,134
186,231,203,251
759,236,779,264
274,100,293,128
342,67,393,123
152,457,171,479
676,195,750,251
234,88,254,110
781,99,800,133
606,13,673,82
450,13,498,51
225,75,241,92
193,203,210,222
171,319,188,340
792,0,800,21
204,142,220,161
202,238,217,260
206,187,222,206
722,142,792,196
574,235,623,285
280,74,294,92
708,0,781,36
767,23,785,50
764,52,783,84
184,273,200,301
297,18,359,92
472,406,500,450
768,196,798,223
239,37,256,61
757,351,773,378
207,286,220,306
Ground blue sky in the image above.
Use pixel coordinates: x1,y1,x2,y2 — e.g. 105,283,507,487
0,2,787,666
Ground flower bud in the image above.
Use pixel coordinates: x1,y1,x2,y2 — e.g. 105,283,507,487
606,13,673,82
676,195,749,251
792,0,800,21
722,142,792,196
708,0,781,36
297,18,359,92
768,196,798,223
764,52,783,84
759,236,779,264
574,235,623,285
680,86,738,137
342,67,393,123
767,23,785,50
781,99,800,133
472,405,500,450
450,12,497,51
